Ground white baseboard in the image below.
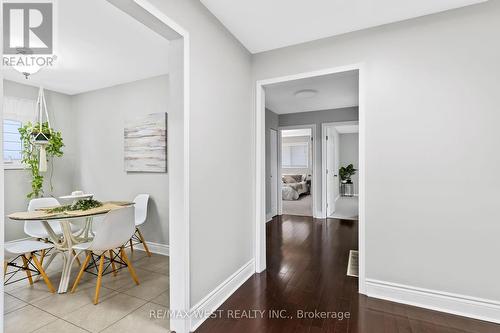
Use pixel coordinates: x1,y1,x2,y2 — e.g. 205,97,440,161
190,259,255,331
135,241,169,256
366,279,500,324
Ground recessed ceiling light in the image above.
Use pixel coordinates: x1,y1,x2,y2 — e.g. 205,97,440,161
294,89,317,98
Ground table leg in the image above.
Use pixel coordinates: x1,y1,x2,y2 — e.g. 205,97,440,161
40,219,90,293
58,222,78,293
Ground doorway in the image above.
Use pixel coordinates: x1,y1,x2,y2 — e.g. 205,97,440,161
255,64,366,294
322,121,359,220
1,1,191,333
280,127,313,217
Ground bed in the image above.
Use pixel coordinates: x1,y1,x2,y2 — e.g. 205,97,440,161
282,174,309,200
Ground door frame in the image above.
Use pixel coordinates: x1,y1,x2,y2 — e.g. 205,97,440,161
269,128,278,219
254,63,366,294
278,124,317,217
321,121,359,218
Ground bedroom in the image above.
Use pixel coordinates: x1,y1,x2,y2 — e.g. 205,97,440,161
280,128,313,216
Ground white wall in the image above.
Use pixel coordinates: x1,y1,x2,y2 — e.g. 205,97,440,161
339,133,359,194
3,80,77,241
148,0,253,306
72,75,170,245
254,0,500,302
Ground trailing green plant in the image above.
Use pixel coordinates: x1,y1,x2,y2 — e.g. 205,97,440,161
47,199,102,214
339,164,357,183
18,121,64,198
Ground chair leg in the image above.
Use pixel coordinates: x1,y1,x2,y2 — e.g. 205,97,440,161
71,253,91,293
120,247,139,285
30,253,55,293
129,239,134,252
40,249,46,265
40,238,50,266
21,255,34,285
94,255,105,305
72,250,81,266
109,250,117,276
136,228,151,257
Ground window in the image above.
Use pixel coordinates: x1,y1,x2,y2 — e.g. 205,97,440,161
282,142,309,168
3,119,23,164
3,96,36,167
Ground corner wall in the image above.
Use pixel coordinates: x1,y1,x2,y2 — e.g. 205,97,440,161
147,0,254,308
72,75,170,245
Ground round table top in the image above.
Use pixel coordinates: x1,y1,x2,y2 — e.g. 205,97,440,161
7,201,133,221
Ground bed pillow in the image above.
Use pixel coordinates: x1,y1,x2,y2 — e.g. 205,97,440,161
283,175,297,184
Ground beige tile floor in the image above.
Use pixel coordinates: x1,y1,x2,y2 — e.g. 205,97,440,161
4,249,170,333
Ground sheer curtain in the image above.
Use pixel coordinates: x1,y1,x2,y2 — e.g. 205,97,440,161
3,96,36,164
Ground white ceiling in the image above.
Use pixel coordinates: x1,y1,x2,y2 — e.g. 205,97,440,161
200,0,487,53
265,70,358,114
2,0,169,95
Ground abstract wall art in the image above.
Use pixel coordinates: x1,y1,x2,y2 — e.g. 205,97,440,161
124,112,167,172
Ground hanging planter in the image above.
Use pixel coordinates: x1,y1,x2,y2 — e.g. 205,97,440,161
18,87,64,198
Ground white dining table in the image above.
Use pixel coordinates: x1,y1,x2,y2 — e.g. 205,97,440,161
8,202,132,293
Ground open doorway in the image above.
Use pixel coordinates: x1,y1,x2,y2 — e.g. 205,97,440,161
258,65,365,294
1,1,190,332
322,122,359,220
280,127,313,216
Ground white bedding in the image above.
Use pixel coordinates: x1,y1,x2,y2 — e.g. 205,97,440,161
282,179,309,201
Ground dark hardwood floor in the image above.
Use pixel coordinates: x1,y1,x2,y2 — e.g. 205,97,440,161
196,215,500,333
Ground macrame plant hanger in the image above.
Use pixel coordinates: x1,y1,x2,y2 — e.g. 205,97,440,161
34,87,51,172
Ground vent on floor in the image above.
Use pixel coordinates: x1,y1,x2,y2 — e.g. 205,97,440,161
347,250,358,277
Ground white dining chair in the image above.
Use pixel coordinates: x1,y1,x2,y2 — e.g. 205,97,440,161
4,240,55,293
25,197,66,239
71,206,139,304
128,194,151,257
25,197,81,266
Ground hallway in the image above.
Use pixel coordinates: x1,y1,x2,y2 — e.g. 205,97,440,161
196,215,499,332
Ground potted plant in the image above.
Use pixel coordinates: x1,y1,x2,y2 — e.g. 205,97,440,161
339,164,357,184
31,122,52,142
18,121,64,198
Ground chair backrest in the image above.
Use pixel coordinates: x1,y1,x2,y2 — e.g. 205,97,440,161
133,194,149,226
25,197,61,238
89,206,135,251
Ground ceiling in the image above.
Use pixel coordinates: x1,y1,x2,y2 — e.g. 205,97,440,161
2,0,169,95
200,0,487,53
265,70,358,114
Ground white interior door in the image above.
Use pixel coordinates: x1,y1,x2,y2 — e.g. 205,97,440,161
326,126,338,216
270,129,278,217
